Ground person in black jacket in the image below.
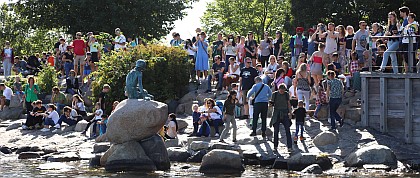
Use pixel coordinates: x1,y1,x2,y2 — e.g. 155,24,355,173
66,70,79,95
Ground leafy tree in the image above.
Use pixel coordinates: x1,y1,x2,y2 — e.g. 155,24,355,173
14,0,196,39
201,0,288,40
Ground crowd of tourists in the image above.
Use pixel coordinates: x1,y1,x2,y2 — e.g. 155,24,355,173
165,6,419,151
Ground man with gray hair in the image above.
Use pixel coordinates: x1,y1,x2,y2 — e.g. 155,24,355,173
247,76,272,137
113,28,126,51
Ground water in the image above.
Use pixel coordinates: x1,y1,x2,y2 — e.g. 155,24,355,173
1,156,419,177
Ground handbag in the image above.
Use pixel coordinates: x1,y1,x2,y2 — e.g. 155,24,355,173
250,84,264,106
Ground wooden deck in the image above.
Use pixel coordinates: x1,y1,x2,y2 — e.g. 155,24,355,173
361,72,420,144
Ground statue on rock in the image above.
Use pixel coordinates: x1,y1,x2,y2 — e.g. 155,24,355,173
125,59,154,100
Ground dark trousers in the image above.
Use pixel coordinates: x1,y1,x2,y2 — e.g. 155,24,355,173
207,72,223,91
25,115,43,127
329,98,342,129
403,43,418,72
259,55,269,68
210,119,223,134
58,115,80,126
273,118,292,149
84,119,99,135
193,122,199,134
252,102,268,133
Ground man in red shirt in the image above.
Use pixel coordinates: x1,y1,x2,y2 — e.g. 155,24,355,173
72,32,86,78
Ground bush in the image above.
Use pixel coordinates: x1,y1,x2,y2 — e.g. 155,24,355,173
91,44,191,113
37,65,58,95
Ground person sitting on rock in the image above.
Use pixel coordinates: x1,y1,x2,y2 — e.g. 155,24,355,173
164,113,178,139
40,104,60,132
72,94,87,117
196,114,210,137
81,102,103,137
65,70,80,95
57,106,82,128
202,98,223,137
0,83,13,111
189,104,201,137
22,100,46,130
51,86,66,115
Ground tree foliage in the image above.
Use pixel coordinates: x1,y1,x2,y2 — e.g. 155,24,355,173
14,0,195,39
201,0,288,40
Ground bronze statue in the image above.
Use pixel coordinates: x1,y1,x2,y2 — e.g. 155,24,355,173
125,60,153,100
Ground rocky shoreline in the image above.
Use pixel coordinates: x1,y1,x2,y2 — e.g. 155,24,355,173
1,82,420,176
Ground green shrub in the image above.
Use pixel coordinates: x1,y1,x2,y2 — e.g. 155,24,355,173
37,66,58,95
91,44,191,113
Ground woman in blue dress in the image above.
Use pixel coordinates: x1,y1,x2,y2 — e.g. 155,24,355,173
194,31,209,80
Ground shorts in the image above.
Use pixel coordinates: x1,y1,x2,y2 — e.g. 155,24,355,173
4,99,10,106
84,70,91,76
74,55,86,65
241,90,249,104
91,52,99,63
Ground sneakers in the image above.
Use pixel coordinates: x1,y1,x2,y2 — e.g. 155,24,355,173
214,133,220,137
299,136,305,141
22,125,29,130
54,124,61,129
219,139,226,143
40,128,50,132
375,69,384,73
250,132,257,136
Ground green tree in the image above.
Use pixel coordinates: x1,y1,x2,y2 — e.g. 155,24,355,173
14,0,196,39
201,0,288,40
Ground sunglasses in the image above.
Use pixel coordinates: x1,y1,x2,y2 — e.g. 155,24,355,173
247,62,252,64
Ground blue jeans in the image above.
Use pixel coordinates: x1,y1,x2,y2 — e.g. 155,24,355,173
381,40,399,73
314,104,323,117
44,117,56,126
295,121,304,137
207,72,223,91
210,119,223,134
99,124,107,135
64,62,73,77
273,116,292,149
329,98,342,129
57,115,78,126
55,103,66,116
291,56,297,69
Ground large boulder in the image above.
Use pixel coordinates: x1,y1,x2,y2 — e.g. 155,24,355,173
176,101,194,115
166,100,179,114
199,149,245,174
313,131,338,147
165,138,180,148
74,120,88,132
139,134,170,171
93,143,111,153
6,123,21,131
47,152,80,162
0,107,23,120
189,141,211,151
167,147,190,162
316,105,329,120
106,99,168,144
287,153,333,171
187,150,207,163
344,145,397,168
18,152,42,159
179,91,197,104
101,141,157,172
177,119,189,131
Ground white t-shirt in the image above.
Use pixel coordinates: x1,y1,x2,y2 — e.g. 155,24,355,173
48,110,60,124
325,31,339,54
207,106,222,120
3,86,12,100
265,63,279,73
114,35,127,51
228,63,241,76
187,46,196,56
59,44,68,53
223,45,237,56
70,109,79,120
75,102,85,112
95,109,103,120
166,121,177,138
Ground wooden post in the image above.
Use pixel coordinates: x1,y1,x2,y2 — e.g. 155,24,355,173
405,78,413,143
361,76,369,127
380,77,387,133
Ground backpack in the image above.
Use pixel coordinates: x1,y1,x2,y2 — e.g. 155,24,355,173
215,100,224,119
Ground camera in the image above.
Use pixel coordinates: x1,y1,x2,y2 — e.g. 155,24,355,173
320,25,326,31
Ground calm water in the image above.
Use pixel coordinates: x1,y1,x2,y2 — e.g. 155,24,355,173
1,156,419,178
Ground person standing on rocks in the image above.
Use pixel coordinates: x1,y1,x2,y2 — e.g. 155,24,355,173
220,90,238,143
239,57,258,120
326,70,344,130
270,84,293,151
248,76,272,137
23,76,39,117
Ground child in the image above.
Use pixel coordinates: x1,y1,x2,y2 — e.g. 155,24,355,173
231,83,241,118
331,52,342,75
189,104,200,137
293,100,307,143
313,82,328,119
83,52,92,85
345,51,359,90
99,84,110,111
98,114,108,136
164,113,178,139
13,76,24,103
196,114,210,137
81,102,103,137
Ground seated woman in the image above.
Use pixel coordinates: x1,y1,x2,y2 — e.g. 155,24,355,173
40,104,60,132
201,98,223,137
263,55,279,85
58,106,82,127
66,70,79,95
72,94,87,116
22,100,46,130
222,57,240,92
164,113,178,139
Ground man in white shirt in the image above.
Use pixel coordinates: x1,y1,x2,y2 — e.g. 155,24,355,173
113,28,126,51
0,83,13,111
